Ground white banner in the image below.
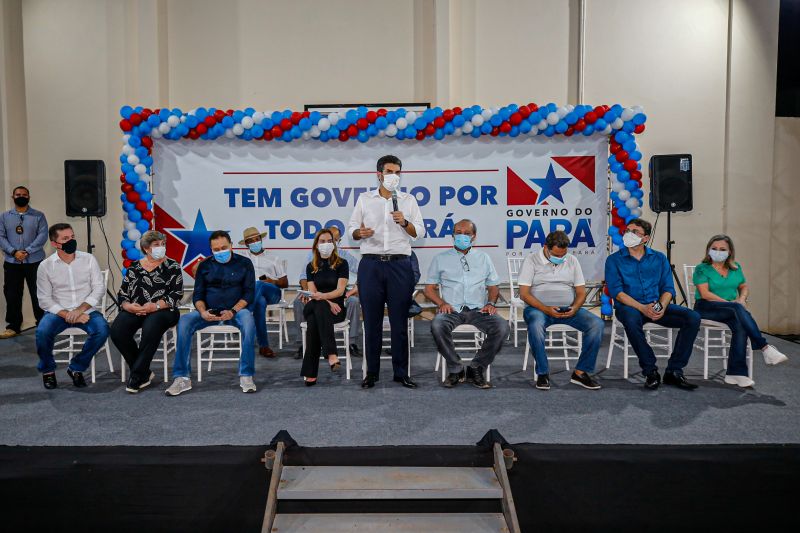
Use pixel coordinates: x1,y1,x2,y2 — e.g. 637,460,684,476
153,136,608,284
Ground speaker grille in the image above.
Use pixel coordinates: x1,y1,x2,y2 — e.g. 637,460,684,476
649,154,692,213
65,160,106,217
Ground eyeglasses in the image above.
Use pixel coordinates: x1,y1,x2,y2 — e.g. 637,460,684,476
460,255,470,272
625,229,645,237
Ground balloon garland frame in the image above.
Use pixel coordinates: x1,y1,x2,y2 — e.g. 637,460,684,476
117,102,647,315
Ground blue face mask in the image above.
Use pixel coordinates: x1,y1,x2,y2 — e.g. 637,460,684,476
213,249,232,263
248,242,263,254
548,253,566,265
453,234,473,251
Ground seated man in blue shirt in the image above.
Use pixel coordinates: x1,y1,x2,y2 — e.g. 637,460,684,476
424,219,510,389
166,230,257,396
605,218,700,390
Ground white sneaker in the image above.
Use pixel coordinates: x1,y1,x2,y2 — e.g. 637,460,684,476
165,377,192,396
240,376,257,393
724,375,755,388
762,345,788,366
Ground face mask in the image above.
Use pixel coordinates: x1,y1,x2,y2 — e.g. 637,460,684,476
453,234,473,251
13,197,29,208
548,253,566,265
60,239,78,254
149,246,166,260
381,173,400,192
317,242,335,258
248,241,263,254
708,249,729,263
622,232,643,248
213,249,232,263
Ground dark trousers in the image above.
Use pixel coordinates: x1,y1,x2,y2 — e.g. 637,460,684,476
110,309,179,381
615,303,701,375
431,309,510,373
694,299,768,376
300,300,345,378
358,256,415,378
3,261,44,332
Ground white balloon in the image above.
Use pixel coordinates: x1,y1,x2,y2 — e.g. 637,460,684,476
328,112,340,125
385,124,398,137
150,129,162,139
471,115,484,127
405,111,417,124
611,180,625,192
134,241,142,251
188,108,196,116
454,127,463,136
618,190,631,201
179,116,186,123
612,118,624,130
318,118,331,131
232,124,244,135
566,104,575,112
158,123,171,134
538,119,548,130
122,145,133,155
631,207,642,217
546,112,559,125
626,198,641,209
557,106,568,118
127,229,141,241
125,221,136,231
462,122,474,134
378,130,386,138
621,107,635,121
123,134,130,142
602,125,612,135
395,117,408,130
225,129,234,138
310,125,321,138
241,116,254,129
302,131,311,140
481,109,493,120
138,175,151,186
252,111,265,123
167,115,179,127
632,105,644,115
134,164,147,175
127,154,139,165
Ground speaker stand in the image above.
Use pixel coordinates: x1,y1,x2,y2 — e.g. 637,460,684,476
666,211,689,306
84,215,119,308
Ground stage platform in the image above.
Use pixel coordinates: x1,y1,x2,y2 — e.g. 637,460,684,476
0,322,798,447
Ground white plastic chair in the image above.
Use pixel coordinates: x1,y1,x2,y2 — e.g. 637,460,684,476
506,256,528,347
683,265,753,380
522,324,584,376
52,270,114,383
265,260,291,349
605,311,674,379
120,326,176,384
434,324,491,382
195,325,241,382
301,319,352,379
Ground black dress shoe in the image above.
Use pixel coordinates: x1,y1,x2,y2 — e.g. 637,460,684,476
42,372,57,390
663,371,698,390
393,376,417,389
471,366,491,389
442,372,461,388
349,343,361,357
67,368,87,388
361,374,378,389
644,370,661,390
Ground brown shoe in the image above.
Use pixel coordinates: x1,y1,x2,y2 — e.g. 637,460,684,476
0,328,18,339
259,346,276,358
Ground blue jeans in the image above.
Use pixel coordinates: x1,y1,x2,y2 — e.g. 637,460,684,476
36,311,110,373
614,303,701,375
252,281,282,348
694,299,767,376
523,307,604,376
172,309,256,378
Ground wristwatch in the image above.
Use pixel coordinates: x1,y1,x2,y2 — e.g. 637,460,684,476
487,302,497,307
155,301,161,310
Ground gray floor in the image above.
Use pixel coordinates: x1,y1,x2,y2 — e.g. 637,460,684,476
1,322,799,446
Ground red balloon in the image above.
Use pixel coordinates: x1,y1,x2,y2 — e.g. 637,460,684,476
226,109,234,116
434,117,446,129
424,124,435,136
141,136,153,148
135,201,148,211
119,173,126,183
271,126,282,138
214,109,225,119
575,119,586,131
196,123,208,135
527,103,539,112
453,106,462,115
188,129,199,140
280,119,292,130
126,192,139,203
366,111,378,123
377,108,387,117
593,106,605,116
610,143,622,154
490,127,500,137
129,113,142,126
356,118,368,130
415,131,426,141
630,170,642,180
263,131,273,141
634,124,646,134
142,211,153,222
301,111,310,119
623,159,637,171
347,125,358,137
615,150,629,162
509,113,522,126
612,207,619,217
338,131,349,142
585,111,597,124
122,183,133,193
290,112,302,125
123,259,133,268
500,121,512,134
519,106,531,119
119,119,132,131
603,284,610,296
443,109,454,122
141,109,152,118
204,116,216,127
565,126,574,136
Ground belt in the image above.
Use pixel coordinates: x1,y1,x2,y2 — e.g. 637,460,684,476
363,254,409,262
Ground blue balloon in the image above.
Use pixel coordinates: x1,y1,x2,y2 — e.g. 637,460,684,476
499,107,511,121
470,127,482,138
159,109,170,121
611,234,624,247
222,116,234,128
555,122,568,134
614,131,629,143
595,118,607,130
357,106,368,118
128,136,141,148
241,131,252,141
121,239,135,250
608,154,618,165
519,120,532,134
133,181,147,192
423,109,435,122
171,108,182,116
232,111,244,122
480,123,492,135
386,111,397,123
617,170,630,181
128,210,142,222
610,191,620,202
565,112,578,125
357,130,368,143
618,206,630,218
328,126,340,138
509,126,520,138
120,105,133,119
244,107,255,116
490,114,503,127
309,111,321,124
632,113,647,125
582,125,594,136
140,191,153,202
281,132,292,142
299,118,311,131
414,118,427,130
125,173,139,184
396,130,406,140
346,110,358,122
261,118,273,130
623,141,637,152
122,268,128,277
632,189,644,199
624,180,639,191
271,111,283,123
185,116,198,128
251,125,264,138
121,163,134,174
195,108,208,120
601,303,613,316
461,109,474,121
622,122,635,133
367,125,378,137
136,220,150,233
128,249,142,261
544,125,555,137
444,122,455,135
404,126,417,138
508,104,519,112
610,162,623,173
630,151,642,161
434,129,445,140
319,132,329,142
452,115,465,127
147,115,160,127
375,116,388,129
123,202,135,212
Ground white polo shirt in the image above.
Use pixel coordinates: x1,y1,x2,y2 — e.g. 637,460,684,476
235,249,286,280
517,249,585,306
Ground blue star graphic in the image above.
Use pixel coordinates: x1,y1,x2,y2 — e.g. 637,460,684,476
531,163,572,204
167,210,218,267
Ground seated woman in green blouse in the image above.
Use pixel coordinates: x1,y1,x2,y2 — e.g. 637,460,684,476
693,234,788,388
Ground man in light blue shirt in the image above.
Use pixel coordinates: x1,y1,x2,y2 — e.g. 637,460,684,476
292,226,361,358
424,219,509,388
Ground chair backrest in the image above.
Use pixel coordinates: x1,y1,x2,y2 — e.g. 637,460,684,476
506,256,526,299
682,264,696,307
99,270,110,318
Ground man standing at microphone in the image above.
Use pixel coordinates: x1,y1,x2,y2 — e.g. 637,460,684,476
348,155,424,389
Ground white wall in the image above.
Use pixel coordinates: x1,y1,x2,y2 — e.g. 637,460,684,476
0,0,795,332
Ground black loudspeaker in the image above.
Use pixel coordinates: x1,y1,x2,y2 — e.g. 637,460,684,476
65,160,106,217
648,154,692,213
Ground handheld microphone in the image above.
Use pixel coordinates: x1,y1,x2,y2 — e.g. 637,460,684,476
391,190,399,220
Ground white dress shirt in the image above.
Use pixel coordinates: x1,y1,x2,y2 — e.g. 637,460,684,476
517,249,585,306
37,251,106,314
235,249,286,280
347,190,424,255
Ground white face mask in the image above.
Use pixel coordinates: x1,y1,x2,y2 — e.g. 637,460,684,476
317,242,335,258
708,249,729,263
149,246,167,260
381,173,400,192
622,232,643,248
